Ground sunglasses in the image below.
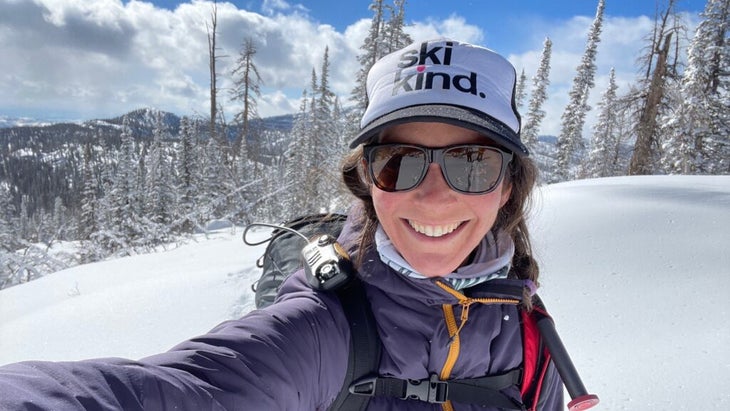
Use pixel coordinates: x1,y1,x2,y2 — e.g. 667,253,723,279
363,143,513,195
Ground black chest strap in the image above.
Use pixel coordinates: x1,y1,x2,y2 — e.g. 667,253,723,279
326,278,381,411
348,369,525,410
326,277,531,410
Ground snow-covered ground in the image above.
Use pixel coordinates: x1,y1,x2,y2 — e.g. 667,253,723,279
1,175,728,410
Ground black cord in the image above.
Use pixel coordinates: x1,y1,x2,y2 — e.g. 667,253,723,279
242,222,309,246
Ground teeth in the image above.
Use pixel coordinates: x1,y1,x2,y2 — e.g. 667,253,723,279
408,221,461,237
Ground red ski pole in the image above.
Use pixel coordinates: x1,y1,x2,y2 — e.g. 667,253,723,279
536,316,600,410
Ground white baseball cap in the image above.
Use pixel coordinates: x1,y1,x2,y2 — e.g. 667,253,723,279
351,38,528,156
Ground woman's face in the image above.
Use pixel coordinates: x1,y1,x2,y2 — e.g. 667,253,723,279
371,122,512,277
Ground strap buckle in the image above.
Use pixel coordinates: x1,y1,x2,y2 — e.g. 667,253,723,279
404,374,448,403
349,376,378,396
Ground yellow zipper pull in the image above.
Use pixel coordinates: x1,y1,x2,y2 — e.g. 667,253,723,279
452,300,473,339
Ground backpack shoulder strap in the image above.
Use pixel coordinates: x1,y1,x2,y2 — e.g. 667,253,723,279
519,296,554,409
327,278,381,411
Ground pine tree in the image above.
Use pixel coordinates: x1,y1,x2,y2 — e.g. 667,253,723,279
282,91,312,220
330,96,353,212
0,186,31,289
18,195,30,242
313,46,342,211
315,47,335,148
94,116,142,256
201,135,229,221
581,68,621,178
660,0,729,174
0,185,17,253
51,197,67,242
521,38,553,148
514,68,528,111
78,143,98,242
350,0,386,117
233,120,257,222
230,37,263,155
300,68,322,214
143,111,174,244
0,185,19,289
174,116,199,233
350,0,411,120
382,0,413,54
554,0,605,182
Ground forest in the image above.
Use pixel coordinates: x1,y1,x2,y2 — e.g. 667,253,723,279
0,0,728,289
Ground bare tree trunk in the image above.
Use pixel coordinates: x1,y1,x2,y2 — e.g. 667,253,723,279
207,2,218,143
629,31,673,175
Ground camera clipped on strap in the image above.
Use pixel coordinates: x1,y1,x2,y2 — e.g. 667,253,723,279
302,234,355,290
242,218,356,293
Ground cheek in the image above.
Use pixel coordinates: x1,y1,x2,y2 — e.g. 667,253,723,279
371,188,397,217
464,190,507,232
499,183,512,208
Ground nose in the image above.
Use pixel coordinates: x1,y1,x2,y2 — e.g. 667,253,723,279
415,163,454,199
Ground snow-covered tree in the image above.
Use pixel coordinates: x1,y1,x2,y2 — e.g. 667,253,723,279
628,0,685,174
51,197,67,241
350,0,385,118
0,186,17,253
78,143,98,242
522,38,553,148
554,0,605,182
143,111,175,244
93,116,143,256
660,0,729,174
382,0,412,54
313,47,342,209
201,135,229,220
350,0,411,120
581,68,622,178
515,68,528,111
0,185,19,288
282,91,313,220
174,116,202,233
230,37,263,155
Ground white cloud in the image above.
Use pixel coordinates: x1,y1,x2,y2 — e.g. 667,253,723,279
260,0,308,17
507,15,662,136
0,0,354,119
406,14,483,45
0,0,701,138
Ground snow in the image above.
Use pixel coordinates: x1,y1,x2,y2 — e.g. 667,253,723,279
1,175,729,409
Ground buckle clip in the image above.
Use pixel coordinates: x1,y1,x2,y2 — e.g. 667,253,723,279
349,376,377,396
404,374,448,403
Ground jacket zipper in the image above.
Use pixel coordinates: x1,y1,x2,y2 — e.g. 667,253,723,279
435,280,521,411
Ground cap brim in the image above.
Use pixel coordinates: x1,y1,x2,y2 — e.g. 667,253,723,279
350,104,529,156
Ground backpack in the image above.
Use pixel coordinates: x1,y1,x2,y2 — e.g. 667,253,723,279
244,214,598,411
249,213,349,308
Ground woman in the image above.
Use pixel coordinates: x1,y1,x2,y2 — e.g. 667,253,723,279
0,39,564,410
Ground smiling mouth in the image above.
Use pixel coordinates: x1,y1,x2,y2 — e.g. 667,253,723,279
408,220,463,237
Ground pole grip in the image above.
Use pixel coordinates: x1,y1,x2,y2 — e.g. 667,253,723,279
536,317,599,410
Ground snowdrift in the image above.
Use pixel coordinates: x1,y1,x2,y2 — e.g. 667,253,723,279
1,175,728,409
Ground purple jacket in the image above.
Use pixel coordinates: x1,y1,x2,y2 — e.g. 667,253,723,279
0,214,564,410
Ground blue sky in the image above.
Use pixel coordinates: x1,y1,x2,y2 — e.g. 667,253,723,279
150,0,707,51
0,0,707,134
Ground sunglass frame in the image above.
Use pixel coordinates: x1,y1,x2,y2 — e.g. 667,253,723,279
363,143,513,195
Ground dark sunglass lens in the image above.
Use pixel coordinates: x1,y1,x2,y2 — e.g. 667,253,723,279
369,146,427,191
442,147,503,193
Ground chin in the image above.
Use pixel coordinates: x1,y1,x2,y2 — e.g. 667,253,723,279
410,259,461,278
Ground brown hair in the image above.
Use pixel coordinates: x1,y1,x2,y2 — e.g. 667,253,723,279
341,143,541,308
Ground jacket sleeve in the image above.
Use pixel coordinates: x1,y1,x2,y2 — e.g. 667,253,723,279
0,272,350,411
